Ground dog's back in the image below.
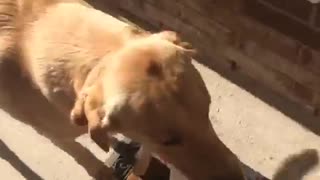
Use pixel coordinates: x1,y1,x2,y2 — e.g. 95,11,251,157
20,1,131,93
0,0,94,113
13,0,147,117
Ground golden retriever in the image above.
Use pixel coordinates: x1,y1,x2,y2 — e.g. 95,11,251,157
5,0,245,179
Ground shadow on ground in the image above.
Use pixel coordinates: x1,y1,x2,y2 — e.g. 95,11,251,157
241,149,319,180
0,59,106,178
0,140,43,180
273,149,319,180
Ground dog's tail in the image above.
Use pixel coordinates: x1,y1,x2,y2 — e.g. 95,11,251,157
0,0,92,64
0,0,20,62
0,0,52,62
272,149,319,180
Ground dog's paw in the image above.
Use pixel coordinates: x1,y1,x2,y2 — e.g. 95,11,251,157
70,93,88,126
70,108,88,126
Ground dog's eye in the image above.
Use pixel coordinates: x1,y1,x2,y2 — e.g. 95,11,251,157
162,135,183,146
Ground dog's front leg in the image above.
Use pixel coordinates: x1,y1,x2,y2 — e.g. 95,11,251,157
70,92,88,126
86,107,111,153
83,86,111,153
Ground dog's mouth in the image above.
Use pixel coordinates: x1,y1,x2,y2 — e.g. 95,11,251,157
106,135,172,179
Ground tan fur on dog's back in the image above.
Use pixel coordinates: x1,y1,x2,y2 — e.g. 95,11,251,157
20,2,139,97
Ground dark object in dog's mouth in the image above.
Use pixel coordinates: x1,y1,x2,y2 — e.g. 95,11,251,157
105,135,170,180
105,135,269,180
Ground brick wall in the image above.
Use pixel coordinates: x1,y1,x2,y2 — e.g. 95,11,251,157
246,0,320,48
92,0,320,114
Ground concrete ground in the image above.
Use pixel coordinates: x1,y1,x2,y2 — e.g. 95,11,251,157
0,59,320,180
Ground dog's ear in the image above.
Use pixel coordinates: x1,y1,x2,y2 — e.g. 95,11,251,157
156,31,196,55
155,31,183,45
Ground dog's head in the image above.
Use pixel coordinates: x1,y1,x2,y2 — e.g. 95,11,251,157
72,31,244,180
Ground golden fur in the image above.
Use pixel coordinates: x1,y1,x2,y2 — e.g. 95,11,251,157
5,0,245,179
